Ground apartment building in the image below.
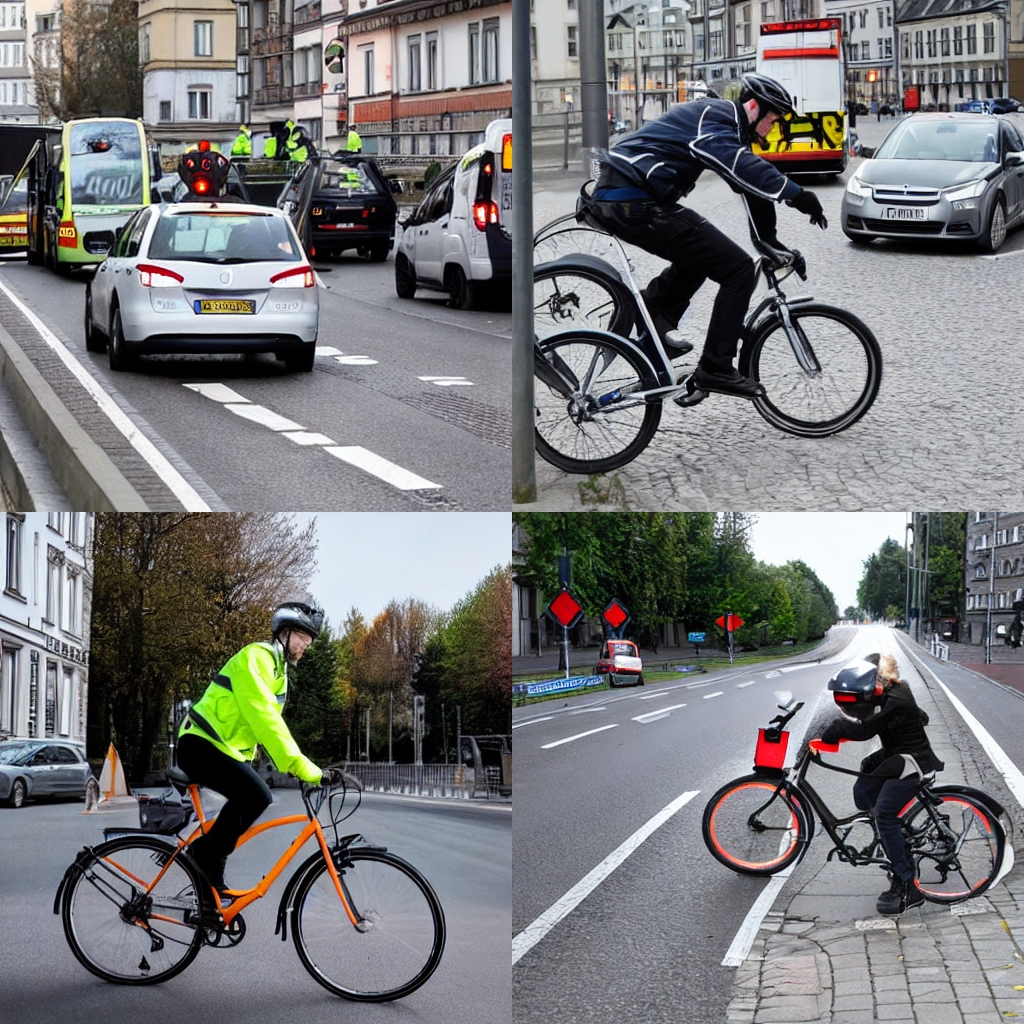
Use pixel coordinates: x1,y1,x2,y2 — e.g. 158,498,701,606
964,511,1024,645
0,0,35,120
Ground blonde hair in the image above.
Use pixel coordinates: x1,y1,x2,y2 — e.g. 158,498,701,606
877,654,900,684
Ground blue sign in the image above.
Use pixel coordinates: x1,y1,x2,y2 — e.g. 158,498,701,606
674,665,699,673
688,632,706,643
512,675,604,697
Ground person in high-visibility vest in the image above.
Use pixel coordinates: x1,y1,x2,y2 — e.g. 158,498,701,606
345,128,362,153
231,124,252,157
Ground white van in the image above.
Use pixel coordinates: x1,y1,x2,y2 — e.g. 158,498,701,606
394,118,511,309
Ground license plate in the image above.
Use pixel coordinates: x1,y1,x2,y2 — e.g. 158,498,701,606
882,206,925,220
195,299,255,314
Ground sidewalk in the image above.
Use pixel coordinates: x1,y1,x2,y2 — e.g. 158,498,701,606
942,639,1024,697
725,636,1024,1024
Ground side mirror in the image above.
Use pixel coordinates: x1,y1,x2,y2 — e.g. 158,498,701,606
1005,151,1024,167
388,178,404,194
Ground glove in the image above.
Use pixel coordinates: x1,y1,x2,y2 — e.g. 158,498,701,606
787,189,828,229
788,247,807,278
319,767,344,787
820,724,840,745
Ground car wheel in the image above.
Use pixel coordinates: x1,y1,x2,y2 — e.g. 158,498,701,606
395,253,417,298
9,778,26,808
446,264,475,310
368,243,389,263
108,306,137,372
638,674,645,686
84,283,106,353
980,197,1007,253
844,232,875,245
284,346,316,373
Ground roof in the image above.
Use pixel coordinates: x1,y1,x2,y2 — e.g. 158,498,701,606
895,0,1005,23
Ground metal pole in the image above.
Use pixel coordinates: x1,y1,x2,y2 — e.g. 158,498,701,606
512,0,536,503
578,0,610,179
388,689,393,764
904,516,913,634
986,512,999,664
632,11,640,129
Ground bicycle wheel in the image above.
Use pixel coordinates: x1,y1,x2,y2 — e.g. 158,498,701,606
744,303,882,437
535,330,662,475
702,774,809,875
61,835,204,984
291,848,446,1002
901,793,1002,903
534,262,636,342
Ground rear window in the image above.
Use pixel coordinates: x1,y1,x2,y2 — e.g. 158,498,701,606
149,212,301,262
319,161,379,194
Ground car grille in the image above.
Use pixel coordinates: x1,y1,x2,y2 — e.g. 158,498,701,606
871,184,942,206
861,218,945,234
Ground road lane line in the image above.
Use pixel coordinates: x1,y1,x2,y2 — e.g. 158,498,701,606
512,789,699,964
0,277,211,510
183,382,250,403
633,702,687,723
540,724,619,750
703,691,724,699
323,446,441,490
721,865,796,967
281,431,338,445
639,692,666,700
511,717,553,730
737,681,756,688
224,403,305,431
569,706,607,715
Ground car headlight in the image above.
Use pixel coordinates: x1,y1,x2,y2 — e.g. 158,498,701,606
944,179,987,202
846,175,872,198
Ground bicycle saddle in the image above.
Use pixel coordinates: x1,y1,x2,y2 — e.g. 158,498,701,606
166,765,192,790
752,238,795,267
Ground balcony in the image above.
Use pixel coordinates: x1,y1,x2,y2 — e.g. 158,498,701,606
251,24,294,57
294,79,323,98
254,84,295,106
294,1,321,27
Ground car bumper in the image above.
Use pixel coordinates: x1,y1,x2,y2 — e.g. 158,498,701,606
841,192,989,242
311,226,394,250
121,302,319,346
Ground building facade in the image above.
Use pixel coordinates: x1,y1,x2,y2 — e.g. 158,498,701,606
1,513,93,749
827,0,897,106
530,0,578,115
0,0,35,121
964,511,1024,645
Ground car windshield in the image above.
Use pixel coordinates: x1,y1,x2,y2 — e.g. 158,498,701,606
148,212,301,262
0,742,42,765
875,120,1000,162
319,161,378,194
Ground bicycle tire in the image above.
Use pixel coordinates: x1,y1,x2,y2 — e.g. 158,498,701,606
535,330,662,475
743,303,882,437
900,792,1003,903
534,260,637,342
702,774,810,876
60,835,204,985
291,848,446,1002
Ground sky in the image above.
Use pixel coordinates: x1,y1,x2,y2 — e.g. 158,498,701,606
748,513,909,613
300,513,509,628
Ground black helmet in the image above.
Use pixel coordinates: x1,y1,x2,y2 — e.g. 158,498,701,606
828,655,883,721
739,73,796,119
272,600,324,641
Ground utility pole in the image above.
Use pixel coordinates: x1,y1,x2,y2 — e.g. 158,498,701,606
986,512,999,665
578,0,609,179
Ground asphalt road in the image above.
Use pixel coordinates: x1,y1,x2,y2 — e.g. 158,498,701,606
0,241,510,510
0,789,510,1024
512,624,1024,1024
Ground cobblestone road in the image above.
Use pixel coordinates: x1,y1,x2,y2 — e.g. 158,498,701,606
522,117,1024,510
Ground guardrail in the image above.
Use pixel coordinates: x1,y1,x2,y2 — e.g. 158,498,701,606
929,633,950,661
263,761,509,800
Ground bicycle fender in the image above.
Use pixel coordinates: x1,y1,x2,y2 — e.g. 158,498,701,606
541,328,660,385
53,845,98,915
536,253,627,286
274,850,324,942
929,784,1006,821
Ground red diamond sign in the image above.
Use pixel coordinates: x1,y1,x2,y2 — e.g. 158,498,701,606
547,588,584,629
602,598,629,630
715,614,744,631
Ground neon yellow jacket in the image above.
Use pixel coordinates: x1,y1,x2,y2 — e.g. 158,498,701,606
179,642,321,783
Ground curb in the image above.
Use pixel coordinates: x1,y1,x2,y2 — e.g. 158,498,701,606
0,320,148,510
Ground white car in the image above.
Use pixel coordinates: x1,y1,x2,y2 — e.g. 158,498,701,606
85,202,319,372
394,118,511,309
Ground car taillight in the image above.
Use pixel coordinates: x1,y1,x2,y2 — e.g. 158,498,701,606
472,201,499,231
270,265,315,288
137,263,185,288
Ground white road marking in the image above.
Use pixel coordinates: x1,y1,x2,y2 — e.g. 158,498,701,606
315,346,344,357
737,681,756,688
0,278,211,510
281,431,338,445
569,706,607,715
335,355,378,365
540,724,619,750
639,692,666,700
632,702,687,723
721,866,796,966
511,717,553,730
323,446,441,490
418,376,474,386
512,790,699,964
183,382,250,403
224,403,304,431
703,691,724,699
780,664,813,673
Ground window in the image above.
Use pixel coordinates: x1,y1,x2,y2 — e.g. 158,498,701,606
45,662,56,738
941,27,949,56
1,648,17,735
885,37,892,58
878,8,883,28
6,516,22,595
983,22,994,54
902,33,910,59
967,23,977,55
48,512,62,533
530,25,536,60
408,34,421,91
237,55,249,100
46,548,63,624
27,652,38,738
67,570,80,636
469,22,480,84
567,25,577,58
977,534,990,550
60,667,72,737
188,89,212,119
954,26,963,55
886,8,891,26
362,45,374,94
140,24,150,64
426,31,438,90
927,29,936,58
975,564,987,578
859,10,867,28
483,18,500,82
194,21,213,58
914,31,923,60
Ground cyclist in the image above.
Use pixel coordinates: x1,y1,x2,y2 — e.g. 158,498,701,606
583,73,827,400
821,653,944,915
176,599,340,898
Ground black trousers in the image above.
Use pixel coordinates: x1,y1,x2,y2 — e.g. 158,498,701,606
588,200,756,372
177,733,272,871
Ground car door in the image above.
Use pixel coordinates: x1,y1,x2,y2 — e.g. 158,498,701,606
94,210,139,326
1000,122,1024,224
53,745,83,794
415,170,455,285
26,745,60,796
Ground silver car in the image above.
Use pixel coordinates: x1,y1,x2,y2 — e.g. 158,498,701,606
841,112,1024,252
85,202,319,372
0,740,92,808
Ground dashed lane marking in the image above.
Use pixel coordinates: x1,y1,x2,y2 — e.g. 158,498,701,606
511,717,553,730
540,724,619,750
737,681,756,688
418,376,474,386
703,691,724,699
323,446,441,490
281,431,338,445
223,403,304,431
632,702,687,724
335,355,379,365
182,382,250,403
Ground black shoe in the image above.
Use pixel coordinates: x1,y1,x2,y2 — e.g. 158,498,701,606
693,366,766,399
647,309,694,358
672,375,708,408
877,879,925,915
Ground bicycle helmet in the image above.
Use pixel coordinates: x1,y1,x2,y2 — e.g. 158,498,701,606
271,600,324,642
828,654,885,721
739,73,797,119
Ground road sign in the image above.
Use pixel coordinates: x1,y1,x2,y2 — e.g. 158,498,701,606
715,614,744,631
688,632,706,643
547,588,584,629
602,598,629,630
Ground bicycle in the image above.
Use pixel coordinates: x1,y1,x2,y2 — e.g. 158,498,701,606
53,765,446,1000
701,696,1014,902
533,195,883,475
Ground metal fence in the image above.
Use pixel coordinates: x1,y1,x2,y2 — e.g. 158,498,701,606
929,634,950,661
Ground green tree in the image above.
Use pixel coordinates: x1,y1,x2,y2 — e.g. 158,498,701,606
287,620,345,767
844,605,859,620
857,538,906,620
764,579,798,644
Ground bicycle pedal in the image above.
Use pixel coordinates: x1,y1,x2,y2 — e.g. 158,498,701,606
673,380,708,408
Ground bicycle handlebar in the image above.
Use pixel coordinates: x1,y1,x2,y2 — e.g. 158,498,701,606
808,738,850,754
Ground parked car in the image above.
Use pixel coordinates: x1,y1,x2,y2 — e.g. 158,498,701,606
85,202,319,372
394,118,512,309
594,638,645,687
277,155,398,262
0,740,92,808
841,112,1024,252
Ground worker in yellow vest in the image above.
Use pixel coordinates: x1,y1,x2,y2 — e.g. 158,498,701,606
345,127,362,153
231,125,252,157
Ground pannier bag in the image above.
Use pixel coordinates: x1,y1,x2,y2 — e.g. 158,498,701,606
138,789,194,835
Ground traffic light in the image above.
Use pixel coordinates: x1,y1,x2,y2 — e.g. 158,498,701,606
178,140,231,199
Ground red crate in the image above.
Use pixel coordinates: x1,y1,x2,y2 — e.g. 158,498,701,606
754,728,789,770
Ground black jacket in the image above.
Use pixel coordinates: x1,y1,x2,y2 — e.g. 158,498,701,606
821,683,944,775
